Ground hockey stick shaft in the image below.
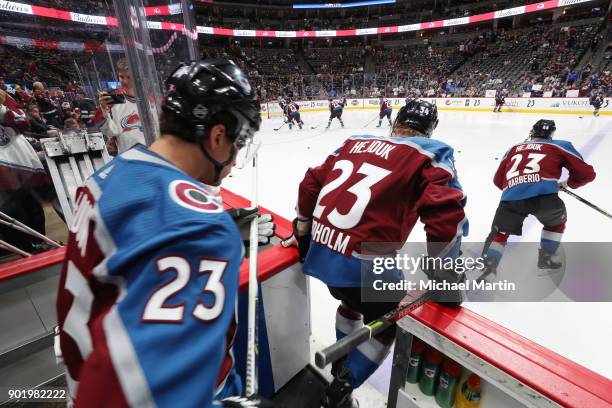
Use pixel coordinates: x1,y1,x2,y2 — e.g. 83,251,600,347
315,290,430,369
561,187,612,219
0,210,62,248
364,114,379,127
245,154,260,396
273,121,286,131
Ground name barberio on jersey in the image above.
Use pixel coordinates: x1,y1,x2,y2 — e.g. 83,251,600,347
311,219,351,255
507,173,541,188
349,140,396,159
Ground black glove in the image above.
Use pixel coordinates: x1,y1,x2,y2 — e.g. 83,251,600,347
421,255,465,309
227,208,276,246
280,217,312,262
220,395,275,407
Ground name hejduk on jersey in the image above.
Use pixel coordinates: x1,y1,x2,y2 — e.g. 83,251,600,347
349,140,396,159
516,143,543,152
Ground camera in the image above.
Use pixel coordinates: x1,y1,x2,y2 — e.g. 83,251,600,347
102,92,126,105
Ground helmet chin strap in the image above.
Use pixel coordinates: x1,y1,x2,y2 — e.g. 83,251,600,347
196,125,236,184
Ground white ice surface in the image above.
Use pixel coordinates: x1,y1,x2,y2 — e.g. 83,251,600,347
223,109,612,396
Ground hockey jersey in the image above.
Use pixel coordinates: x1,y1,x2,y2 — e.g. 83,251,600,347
380,99,392,112
330,100,345,111
590,94,603,107
95,95,145,153
287,102,300,116
494,139,595,201
56,145,243,408
298,135,468,287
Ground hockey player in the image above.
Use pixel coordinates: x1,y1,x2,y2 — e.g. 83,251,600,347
479,119,596,281
282,100,467,408
376,96,393,127
326,97,346,129
278,96,288,122
96,58,144,154
493,90,505,113
56,59,272,408
589,91,603,117
286,100,304,130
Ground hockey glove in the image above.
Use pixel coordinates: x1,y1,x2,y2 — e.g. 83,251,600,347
227,208,276,246
421,256,465,309
220,395,274,407
280,217,312,262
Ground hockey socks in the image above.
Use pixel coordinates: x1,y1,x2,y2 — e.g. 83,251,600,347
540,223,565,255
335,304,391,388
484,232,509,265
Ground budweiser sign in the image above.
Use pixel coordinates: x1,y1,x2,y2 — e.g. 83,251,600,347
494,6,526,19
70,13,107,25
0,1,32,14
558,0,592,5
444,17,469,27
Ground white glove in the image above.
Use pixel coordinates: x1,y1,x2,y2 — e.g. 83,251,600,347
228,208,276,245
559,180,569,189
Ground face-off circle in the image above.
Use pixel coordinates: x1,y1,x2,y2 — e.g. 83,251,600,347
169,180,223,213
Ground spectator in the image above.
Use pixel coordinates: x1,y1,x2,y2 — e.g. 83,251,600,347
63,117,80,132
33,81,62,128
26,104,50,136
96,58,144,154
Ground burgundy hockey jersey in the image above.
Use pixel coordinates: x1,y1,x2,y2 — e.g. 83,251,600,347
380,99,392,112
330,100,345,111
494,139,595,201
287,103,300,116
298,135,467,287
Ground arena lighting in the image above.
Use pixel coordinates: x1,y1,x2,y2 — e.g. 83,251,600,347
293,0,395,9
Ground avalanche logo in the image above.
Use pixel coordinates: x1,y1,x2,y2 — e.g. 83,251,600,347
121,113,141,132
169,180,224,213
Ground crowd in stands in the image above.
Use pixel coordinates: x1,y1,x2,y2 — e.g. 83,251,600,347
0,0,610,107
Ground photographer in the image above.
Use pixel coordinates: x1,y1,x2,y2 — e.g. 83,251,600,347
95,58,144,154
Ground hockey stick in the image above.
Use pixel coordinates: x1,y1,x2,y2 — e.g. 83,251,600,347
363,114,379,127
560,186,612,219
245,153,260,396
315,290,431,369
0,210,62,248
273,121,287,131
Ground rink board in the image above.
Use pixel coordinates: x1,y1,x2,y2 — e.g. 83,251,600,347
264,97,612,116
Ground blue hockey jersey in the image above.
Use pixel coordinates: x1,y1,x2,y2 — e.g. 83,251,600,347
56,144,243,408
